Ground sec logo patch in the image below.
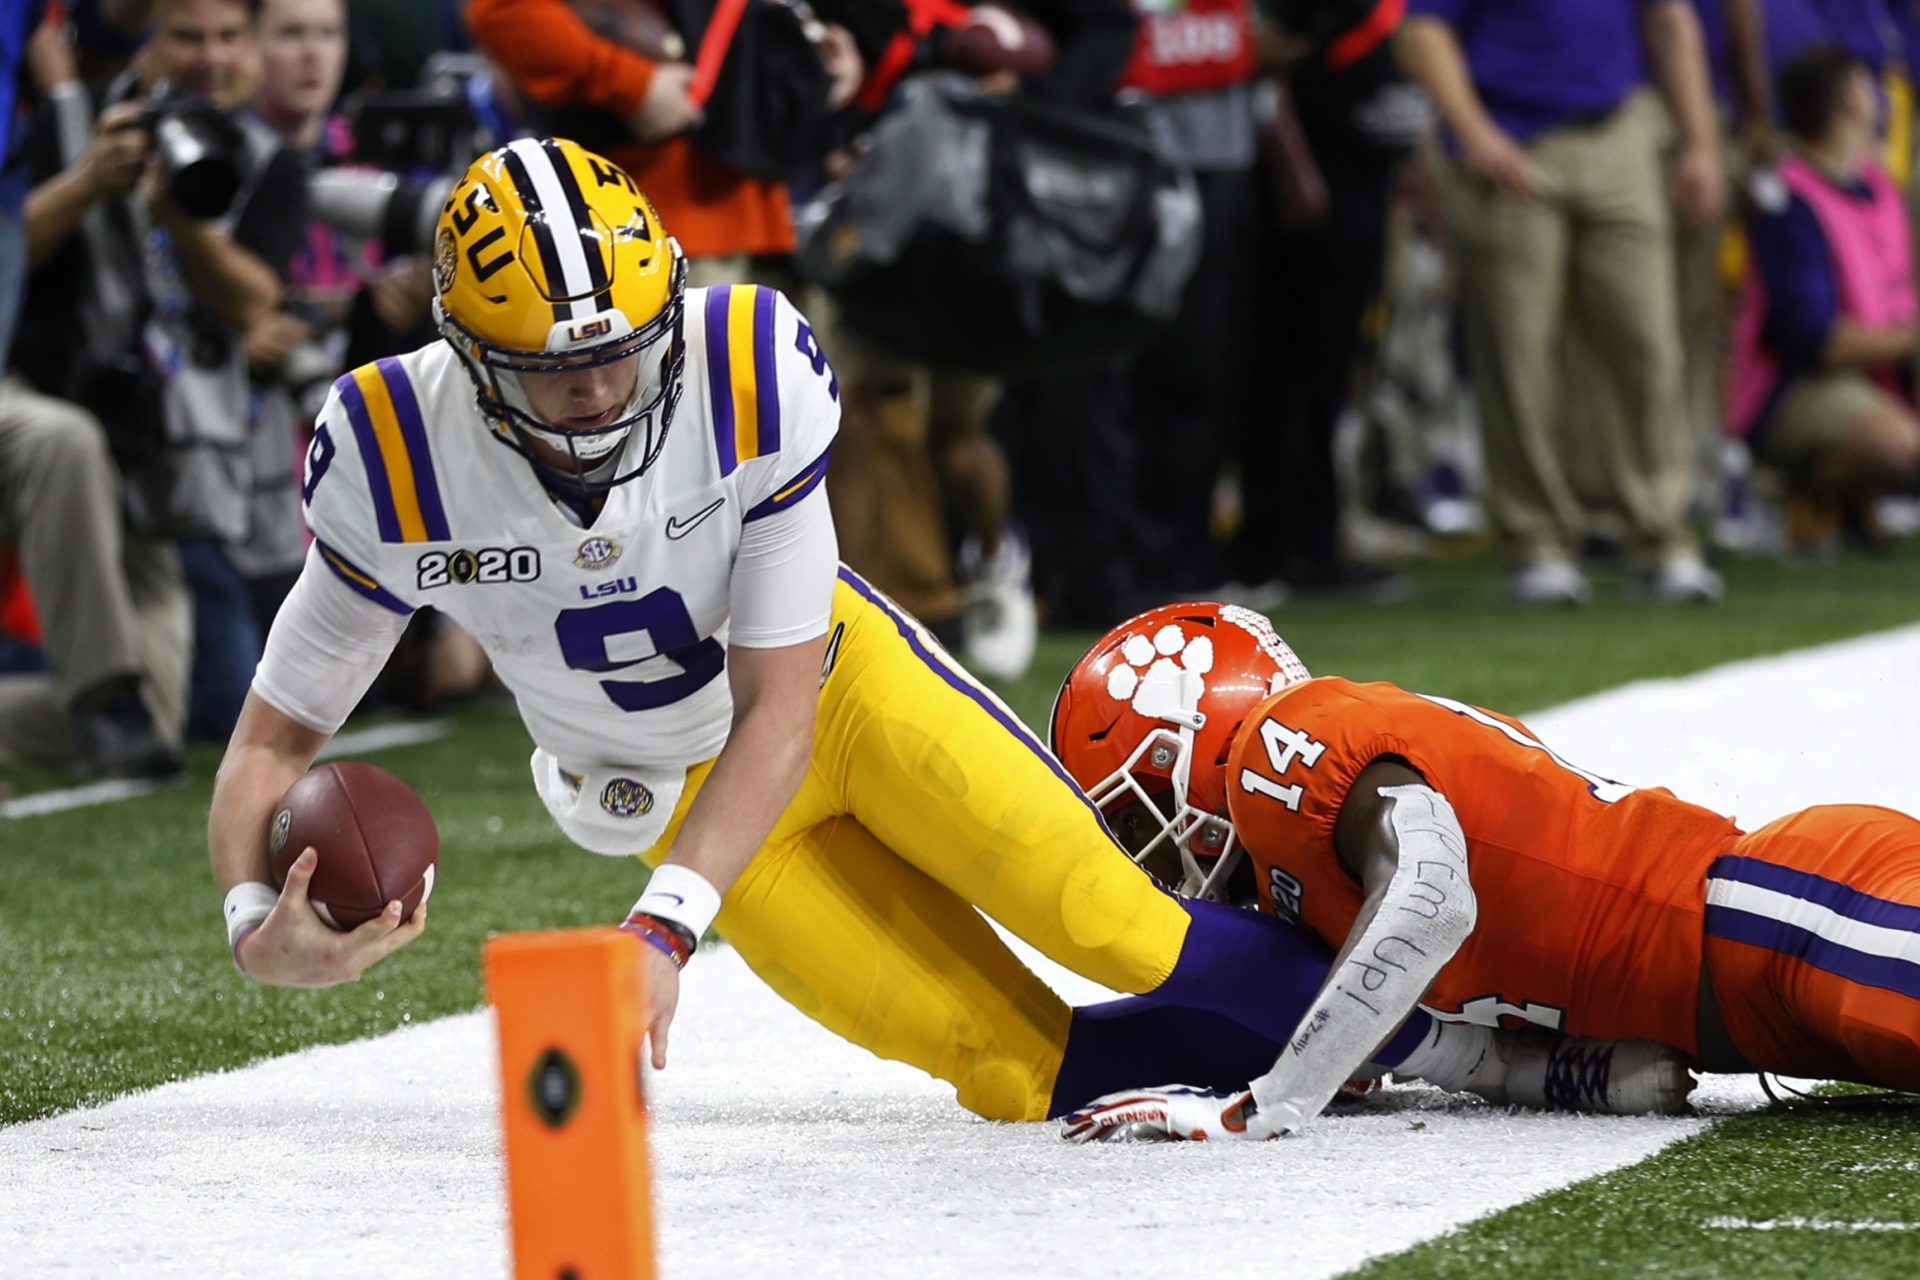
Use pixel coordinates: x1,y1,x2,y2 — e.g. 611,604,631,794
575,536,622,571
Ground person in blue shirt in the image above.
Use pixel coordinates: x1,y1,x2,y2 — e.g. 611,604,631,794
1396,0,1726,604
0,1,48,370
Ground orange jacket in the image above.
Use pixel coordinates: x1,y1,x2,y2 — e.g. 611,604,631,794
465,0,794,259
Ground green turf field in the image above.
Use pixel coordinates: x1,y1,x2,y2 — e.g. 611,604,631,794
4,545,1919,1276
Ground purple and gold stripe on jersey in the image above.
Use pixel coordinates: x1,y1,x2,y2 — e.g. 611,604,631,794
315,539,413,615
335,358,451,543
744,446,833,523
703,284,782,476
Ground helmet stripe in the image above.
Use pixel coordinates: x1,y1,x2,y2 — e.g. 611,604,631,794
516,142,602,305
541,139,616,316
499,144,574,323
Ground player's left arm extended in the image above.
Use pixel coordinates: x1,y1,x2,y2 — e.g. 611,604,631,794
1242,758,1476,1134
624,632,825,1068
659,634,826,895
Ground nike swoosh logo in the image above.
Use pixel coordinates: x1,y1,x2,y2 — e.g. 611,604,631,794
659,893,685,906
666,498,726,540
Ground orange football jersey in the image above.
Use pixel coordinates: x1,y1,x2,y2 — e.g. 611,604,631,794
1223,677,1743,1056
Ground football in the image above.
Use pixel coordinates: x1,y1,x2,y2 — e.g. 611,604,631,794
267,762,439,930
937,5,1058,77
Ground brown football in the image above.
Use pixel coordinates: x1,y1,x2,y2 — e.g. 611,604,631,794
267,763,439,931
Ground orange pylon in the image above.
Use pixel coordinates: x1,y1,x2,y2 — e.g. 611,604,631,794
485,928,656,1280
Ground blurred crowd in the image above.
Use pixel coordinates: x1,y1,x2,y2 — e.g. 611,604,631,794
3,0,1919,783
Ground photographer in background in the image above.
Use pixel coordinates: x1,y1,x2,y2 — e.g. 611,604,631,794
1,2,187,779
237,0,416,629
17,0,310,744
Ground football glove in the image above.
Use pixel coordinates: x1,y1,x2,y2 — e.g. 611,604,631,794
1061,1086,1272,1143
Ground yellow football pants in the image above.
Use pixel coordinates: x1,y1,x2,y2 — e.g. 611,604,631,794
638,569,1192,1121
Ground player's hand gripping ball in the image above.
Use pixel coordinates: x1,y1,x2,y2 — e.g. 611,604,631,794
267,763,439,930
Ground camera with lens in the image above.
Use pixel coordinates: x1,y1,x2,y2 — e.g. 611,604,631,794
304,59,495,258
140,85,251,220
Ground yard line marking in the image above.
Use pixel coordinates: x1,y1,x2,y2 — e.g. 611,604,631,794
1707,1217,1920,1232
0,720,450,820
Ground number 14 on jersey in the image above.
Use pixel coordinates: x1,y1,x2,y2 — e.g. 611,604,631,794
1238,718,1327,812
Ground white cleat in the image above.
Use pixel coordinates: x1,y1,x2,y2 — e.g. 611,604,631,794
1509,559,1591,605
1468,1031,1695,1116
959,527,1038,681
1635,552,1725,604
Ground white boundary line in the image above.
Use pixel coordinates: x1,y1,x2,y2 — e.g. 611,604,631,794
1707,1217,1920,1233
0,719,451,820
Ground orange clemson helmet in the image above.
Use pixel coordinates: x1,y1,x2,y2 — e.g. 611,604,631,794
1050,601,1312,901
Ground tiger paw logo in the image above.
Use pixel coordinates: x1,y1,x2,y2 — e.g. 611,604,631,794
1105,623,1213,723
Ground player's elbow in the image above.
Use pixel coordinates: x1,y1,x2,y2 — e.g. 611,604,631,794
1391,860,1478,958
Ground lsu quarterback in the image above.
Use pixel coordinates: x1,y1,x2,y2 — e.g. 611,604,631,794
208,139,1675,1125
1051,602,1920,1142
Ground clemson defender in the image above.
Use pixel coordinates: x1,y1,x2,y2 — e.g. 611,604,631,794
1051,602,1920,1141
207,138,1633,1123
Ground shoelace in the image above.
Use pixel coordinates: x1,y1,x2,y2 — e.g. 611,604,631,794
1541,1041,1616,1109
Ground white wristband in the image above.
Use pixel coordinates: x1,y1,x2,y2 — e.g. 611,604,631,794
631,864,722,940
224,881,279,952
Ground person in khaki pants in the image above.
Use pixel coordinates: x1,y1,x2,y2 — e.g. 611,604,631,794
1397,0,1728,603
0,377,190,778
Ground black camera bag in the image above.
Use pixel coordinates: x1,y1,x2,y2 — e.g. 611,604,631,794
797,75,1202,377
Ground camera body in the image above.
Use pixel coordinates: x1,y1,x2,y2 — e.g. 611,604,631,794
140,87,250,219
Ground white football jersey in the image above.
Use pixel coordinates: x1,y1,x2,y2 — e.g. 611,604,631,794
296,283,840,770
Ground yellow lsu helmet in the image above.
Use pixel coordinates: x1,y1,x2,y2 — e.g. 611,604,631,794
432,136,687,489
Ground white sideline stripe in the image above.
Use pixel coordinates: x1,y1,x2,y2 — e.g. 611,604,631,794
1708,1217,1920,1233
0,719,448,820
0,777,163,818
318,719,452,759
8,626,1920,1279
1707,878,1920,964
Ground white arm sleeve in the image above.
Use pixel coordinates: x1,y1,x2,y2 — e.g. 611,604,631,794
1248,783,1477,1133
251,545,414,734
727,488,838,649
